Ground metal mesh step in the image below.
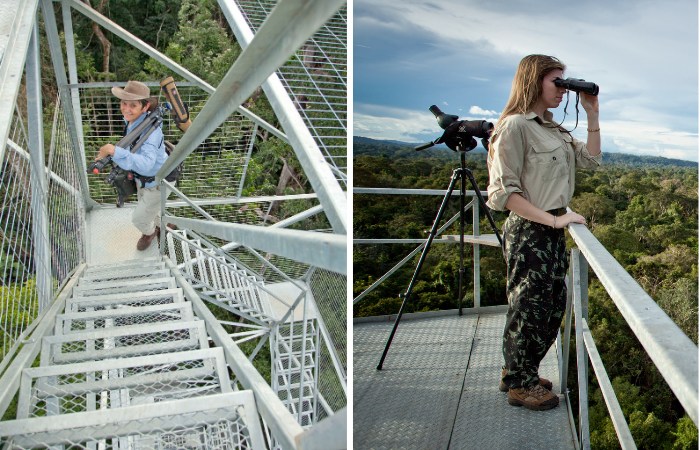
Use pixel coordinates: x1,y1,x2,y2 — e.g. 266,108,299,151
0,392,265,449
67,287,185,313
84,256,164,274
17,348,231,419
80,267,170,284
55,302,194,335
72,276,177,297
41,320,209,365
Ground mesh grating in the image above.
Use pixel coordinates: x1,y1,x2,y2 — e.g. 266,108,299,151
234,0,348,186
80,83,257,205
68,287,184,313
1,98,86,360
57,302,193,334
1,393,259,449
43,321,208,365
20,349,229,418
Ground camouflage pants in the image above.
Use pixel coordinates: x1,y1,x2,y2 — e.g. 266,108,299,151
501,211,568,389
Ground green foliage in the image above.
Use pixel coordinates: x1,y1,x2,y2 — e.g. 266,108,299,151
0,279,39,361
143,0,240,85
671,416,699,449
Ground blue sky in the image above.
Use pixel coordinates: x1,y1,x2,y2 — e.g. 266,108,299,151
353,0,698,162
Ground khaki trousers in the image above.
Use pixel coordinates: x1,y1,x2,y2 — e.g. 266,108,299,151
132,184,168,236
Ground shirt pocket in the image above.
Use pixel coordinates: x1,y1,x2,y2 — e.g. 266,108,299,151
530,138,568,181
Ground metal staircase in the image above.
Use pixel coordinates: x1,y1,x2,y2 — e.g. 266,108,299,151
0,0,348,447
0,256,267,448
165,229,327,427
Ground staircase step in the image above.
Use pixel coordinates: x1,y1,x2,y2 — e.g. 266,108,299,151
85,256,163,271
72,277,177,297
67,288,184,313
17,348,230,418
0,392,265,449
41,320,209,365
55,302,194,335
80,267,169,284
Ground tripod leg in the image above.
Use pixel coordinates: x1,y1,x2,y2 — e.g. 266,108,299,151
458,156,466,316
376,170,461,370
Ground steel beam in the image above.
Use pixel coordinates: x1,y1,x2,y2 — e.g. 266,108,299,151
0,0,39,164
173,0,347,234
26,22,53,310
168,216,346,275
40,0,95,209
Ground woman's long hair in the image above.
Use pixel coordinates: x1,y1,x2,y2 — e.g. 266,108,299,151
499,54,565,121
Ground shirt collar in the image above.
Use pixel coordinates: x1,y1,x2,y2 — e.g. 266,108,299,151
525,110,555,125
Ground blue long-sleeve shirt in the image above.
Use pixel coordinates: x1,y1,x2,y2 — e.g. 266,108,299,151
112,111,168,188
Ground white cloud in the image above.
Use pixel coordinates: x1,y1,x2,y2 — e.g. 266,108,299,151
355,0,698,162
469,106,499,117
355,103,438,142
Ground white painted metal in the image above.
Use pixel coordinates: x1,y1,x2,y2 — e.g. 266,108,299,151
0,0,38,165
169,216,347,275
165,257,306,449
176,0,348,234
581,317,637,449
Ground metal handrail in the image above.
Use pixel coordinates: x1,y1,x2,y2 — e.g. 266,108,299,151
559,222,699,449
567,221,698,426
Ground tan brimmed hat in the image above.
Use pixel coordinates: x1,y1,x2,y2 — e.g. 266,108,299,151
111,80,150,100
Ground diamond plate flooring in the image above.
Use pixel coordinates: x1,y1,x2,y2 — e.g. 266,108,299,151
354,311,576,450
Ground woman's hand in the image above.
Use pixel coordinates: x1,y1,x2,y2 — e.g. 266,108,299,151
96,143,115,160
580,92,599,115
554,211,587,229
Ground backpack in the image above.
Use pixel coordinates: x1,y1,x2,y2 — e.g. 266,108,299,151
163,140,184,183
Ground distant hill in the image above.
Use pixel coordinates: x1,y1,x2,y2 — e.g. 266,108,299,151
353,136,697,168
353,136,486,161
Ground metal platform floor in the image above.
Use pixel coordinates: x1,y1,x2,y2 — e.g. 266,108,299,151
86,204,160,265
353,310,576,450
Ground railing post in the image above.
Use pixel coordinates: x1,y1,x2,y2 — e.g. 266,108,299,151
561,265,573,396
41,0,95,210
473,193,481,308
572,248,591,449
26,18,53,310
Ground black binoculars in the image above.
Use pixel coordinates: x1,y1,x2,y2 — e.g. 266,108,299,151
554,77,599,96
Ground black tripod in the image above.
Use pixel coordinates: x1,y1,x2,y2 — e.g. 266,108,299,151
376,113,504,370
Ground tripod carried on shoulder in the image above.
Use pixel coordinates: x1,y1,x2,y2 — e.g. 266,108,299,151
376,106,505,370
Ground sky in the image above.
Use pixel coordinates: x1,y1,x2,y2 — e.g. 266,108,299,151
353,0,699,162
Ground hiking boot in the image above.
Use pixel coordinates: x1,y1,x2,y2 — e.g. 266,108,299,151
507,384,559,411
136,230,158,251
499,368,553,392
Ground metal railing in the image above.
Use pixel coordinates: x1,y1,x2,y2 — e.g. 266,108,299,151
353,188,698,449
353,187,498,309
0,0,347,447
562,222,698,449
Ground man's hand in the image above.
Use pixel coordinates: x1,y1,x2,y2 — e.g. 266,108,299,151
96,143,115,161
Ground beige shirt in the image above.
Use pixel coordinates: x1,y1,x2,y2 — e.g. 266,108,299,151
486,111,602,212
